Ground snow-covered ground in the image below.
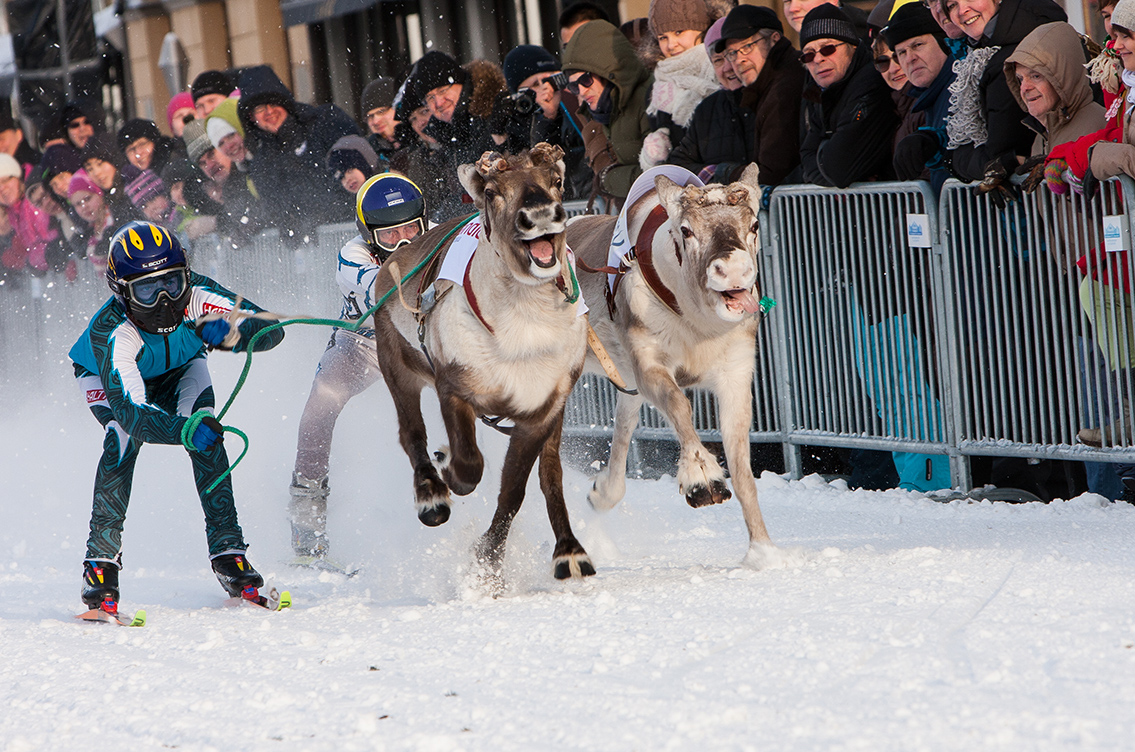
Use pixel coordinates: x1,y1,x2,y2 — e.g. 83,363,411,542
3,324,1135,751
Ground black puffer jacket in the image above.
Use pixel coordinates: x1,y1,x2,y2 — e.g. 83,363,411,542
422,61,509,178
237,65,361,241
788,43,899,188
945,0,1067,182
740,37,808,187
666,89,753,182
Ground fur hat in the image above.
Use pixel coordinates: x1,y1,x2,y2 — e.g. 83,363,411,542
361,77,397,113
800,4,860,48
191,70,235,103
182,120,213,164
503,45,560,92
648,0,712,37
882,1,945,48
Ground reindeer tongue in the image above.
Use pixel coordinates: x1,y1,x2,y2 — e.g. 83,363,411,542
728,288,762,313
527,237,555,266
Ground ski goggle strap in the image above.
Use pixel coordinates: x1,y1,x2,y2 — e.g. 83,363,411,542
125,268,188,308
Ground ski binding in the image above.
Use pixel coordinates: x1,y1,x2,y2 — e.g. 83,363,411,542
224,583,291,611
75,595,146,627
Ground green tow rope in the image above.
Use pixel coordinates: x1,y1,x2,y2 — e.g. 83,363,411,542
184,214,479,492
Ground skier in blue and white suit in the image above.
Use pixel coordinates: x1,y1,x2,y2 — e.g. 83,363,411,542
288,173,427,565
70,220,285,611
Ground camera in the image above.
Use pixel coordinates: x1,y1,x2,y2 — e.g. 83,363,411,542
546,72,568,92
510,88,538,117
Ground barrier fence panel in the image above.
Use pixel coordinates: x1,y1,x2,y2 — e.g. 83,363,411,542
765,182,953,471
939,177,1135,463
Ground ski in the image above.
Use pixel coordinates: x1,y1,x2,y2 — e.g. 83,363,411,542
290,555,360,577
223,582,291,611
75,606,147,627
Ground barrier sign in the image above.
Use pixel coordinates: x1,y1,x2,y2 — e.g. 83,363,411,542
1103,214,1131,253
906,213,931,248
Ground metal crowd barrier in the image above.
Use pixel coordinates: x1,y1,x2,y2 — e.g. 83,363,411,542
6,189,1135,489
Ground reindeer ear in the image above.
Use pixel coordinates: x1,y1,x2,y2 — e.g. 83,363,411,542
458,163,486,209
738,163,761,192
654,175,683,209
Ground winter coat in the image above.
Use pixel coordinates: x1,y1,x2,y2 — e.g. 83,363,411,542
739,36,808,187
788,43,899,188
563,20,653,198
2,196,56,273
666,89,753,182
237,66,361,241
1005,22,1105,156
391,140,466,224
642,44,721,169
944,0,1067,181
423,60,511,178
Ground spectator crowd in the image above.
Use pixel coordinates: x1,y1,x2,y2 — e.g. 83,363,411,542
2,0,1134,500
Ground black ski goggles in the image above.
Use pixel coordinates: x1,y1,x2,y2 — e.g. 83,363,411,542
126,267,188,308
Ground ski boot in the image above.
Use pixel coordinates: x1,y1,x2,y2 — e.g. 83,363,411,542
289,472,330,559
211,551,265,600
81,557,121,613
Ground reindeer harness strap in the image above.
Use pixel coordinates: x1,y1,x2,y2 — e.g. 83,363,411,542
633,204,683,316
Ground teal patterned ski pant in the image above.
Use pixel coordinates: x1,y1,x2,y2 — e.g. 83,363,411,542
79,359,247,560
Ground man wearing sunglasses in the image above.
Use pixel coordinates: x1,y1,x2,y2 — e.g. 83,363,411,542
786,4,899,188
704,4,807,186
562,19,651,203
69,220,285,613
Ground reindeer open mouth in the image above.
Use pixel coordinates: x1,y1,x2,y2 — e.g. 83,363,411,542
721,287,762,314
524,234,560,269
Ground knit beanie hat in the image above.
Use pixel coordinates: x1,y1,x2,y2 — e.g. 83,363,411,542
80,134,121,168
1113,0,1135,32
0,153,21,180
503,45,560,92
126,169,166,208
715,5,783,52
326,135,379,180
166,92,195,130
182,120,213,164
648,0,712,37
882,1,945,48
117,118,162,151
410,51,466,97
800,4,860,48
191,70,235,103
68,169,102,199
206,116,237,149
704,17,727,55
361,76,397,113
39,144,83,182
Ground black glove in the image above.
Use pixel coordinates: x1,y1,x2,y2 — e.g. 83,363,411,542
1082,162,1101,201
489,91,513,139
973,158,1017,209
1016,154,1047,193
893,130,940,181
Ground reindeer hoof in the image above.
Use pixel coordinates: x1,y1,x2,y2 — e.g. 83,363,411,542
553,553,596,579
417,501,451,527
685,479,731,508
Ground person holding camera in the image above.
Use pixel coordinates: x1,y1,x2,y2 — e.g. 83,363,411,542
501,45,592,200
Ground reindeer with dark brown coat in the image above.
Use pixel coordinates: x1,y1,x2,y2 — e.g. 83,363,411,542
371,144,595,583
570,165,789,568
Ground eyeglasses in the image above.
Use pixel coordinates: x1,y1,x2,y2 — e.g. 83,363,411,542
724,37,765,63
874,54,899,72
67,117,90,130
125,268,188,308
800,42,846,65
565,72,596,95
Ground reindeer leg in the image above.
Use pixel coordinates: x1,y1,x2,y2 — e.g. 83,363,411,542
539,409,595,579
375,328,451,527
473,421,547,579
637,364,730,508
588,390,643,511
436,388,484,496
715,371,772,551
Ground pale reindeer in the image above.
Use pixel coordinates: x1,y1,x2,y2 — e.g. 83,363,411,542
570,165,783,567
371,144,595,582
